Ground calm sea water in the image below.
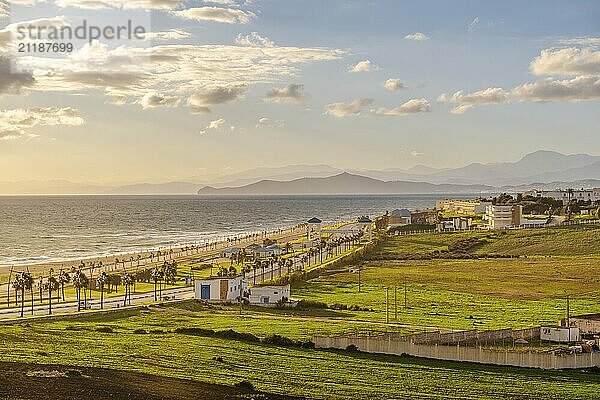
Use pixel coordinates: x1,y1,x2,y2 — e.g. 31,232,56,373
0,194,477,266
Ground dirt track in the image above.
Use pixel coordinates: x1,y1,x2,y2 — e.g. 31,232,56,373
0,361,304,400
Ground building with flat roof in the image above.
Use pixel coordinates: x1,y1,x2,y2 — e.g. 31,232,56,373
526,188,600,203
249,284,290,305
195,275,246,302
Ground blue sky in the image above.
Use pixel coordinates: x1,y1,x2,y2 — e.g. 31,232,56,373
0,0,599,184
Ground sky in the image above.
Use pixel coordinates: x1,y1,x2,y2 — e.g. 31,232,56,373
0,0,599,184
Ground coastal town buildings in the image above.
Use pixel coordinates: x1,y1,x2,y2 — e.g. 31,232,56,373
526,188,600,203
436,199,491,214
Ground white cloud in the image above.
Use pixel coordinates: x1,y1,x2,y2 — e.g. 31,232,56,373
256,117,285,128
200,118,226,134
437,87,508,113
139,91,180,109
324,98,373,117
235,32,274,47
349,59,379,73
187,84,248,113
0,56,35,95
556,37,600,48
384,78,405,91
369,98,431,116
14,41,343,113
404,32,430,41
172,6,255,24
530,48,600,76
511,76,600,102
140,29,191,41
55,0,184,10
264,83,305,104
0,107,84,140
468,17,480,32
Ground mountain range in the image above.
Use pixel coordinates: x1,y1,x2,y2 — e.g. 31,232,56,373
1,150,598,195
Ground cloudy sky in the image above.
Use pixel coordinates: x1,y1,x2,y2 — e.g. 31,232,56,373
0,0,599,184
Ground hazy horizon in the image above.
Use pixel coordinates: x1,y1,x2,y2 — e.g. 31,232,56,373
1,1,599,185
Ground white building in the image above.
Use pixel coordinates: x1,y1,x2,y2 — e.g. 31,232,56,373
195,275,247,302
527,188,600,203
249,284,290,305
485,204,518,229
540,326,580,343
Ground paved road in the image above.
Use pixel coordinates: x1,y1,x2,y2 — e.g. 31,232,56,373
0,286,194,320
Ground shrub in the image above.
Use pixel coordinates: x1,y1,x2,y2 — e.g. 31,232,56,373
346,344,359,352
262,334,295,347
65,369,82,378
234,380,255,392
95,326,113,333
296,299,328,310
212,356,224,362
133,329,147,334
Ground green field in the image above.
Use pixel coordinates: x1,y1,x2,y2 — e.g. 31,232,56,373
1,224,599,399
1,306,599,399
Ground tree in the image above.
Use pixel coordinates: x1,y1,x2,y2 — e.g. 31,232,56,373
46,274,59,315
58,270,70,302
22,272,34,316
12,273,25,318
97,271,108,309
72,269,89,312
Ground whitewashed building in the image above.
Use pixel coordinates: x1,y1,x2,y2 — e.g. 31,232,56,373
249,284,290,305
195,275,247,302
540,326,580,343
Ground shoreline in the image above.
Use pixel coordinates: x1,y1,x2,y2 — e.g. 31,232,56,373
0,223,308,278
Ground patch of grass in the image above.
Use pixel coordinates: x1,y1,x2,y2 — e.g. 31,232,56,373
0,309,599,399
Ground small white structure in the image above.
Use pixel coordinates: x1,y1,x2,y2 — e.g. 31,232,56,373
195,275,247,302
540,326,580,343
249,284,290,305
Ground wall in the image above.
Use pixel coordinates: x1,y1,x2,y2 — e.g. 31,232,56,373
313,333,600,370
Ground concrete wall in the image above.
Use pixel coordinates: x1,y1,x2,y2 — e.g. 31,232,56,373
314,333,600,370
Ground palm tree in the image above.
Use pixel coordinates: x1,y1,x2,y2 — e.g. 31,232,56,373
12,273,25,318
122,273,133,306
58,270,70,302
152,266,162,301
46,271,59,315
72,269,89,312
97,271,108,309
22,272,34,316
285,242,293,255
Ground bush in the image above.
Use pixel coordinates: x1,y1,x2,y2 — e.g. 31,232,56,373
132,329,147,334
234,380,255,392
346,344,359,352
174,327,215,336
65,369,82,378
218,329,260,343
212,356,224,362
95,326,113,333
296,299,328,310
262,334,295,347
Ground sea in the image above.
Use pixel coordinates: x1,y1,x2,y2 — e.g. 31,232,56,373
0,194,479,266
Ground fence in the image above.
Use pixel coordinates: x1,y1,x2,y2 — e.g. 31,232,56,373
314,331,600,370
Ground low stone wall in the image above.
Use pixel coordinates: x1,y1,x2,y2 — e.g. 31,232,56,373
314,334,600,370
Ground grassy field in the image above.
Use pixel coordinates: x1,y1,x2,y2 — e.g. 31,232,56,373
1,307,599,399
378,224,600,257
293,225,600,330
2,225,600,398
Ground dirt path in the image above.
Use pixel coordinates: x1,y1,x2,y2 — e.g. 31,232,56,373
0,361,304,400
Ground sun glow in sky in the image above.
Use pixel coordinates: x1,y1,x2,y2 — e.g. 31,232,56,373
0,0,599,184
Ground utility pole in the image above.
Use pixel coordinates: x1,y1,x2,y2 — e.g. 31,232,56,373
394,286,397,320
386,287,389,323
